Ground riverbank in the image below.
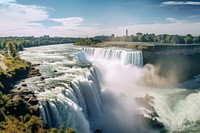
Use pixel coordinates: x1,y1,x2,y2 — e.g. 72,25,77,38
0,56,30,93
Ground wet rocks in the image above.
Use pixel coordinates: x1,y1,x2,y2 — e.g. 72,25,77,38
10,88,38,106
29,64,41,77
135,94,155,110
40,76,45,80
8,63,41,116
22,83,27,87
135,94,165,130
28,96,38,105
9,88,39,115
31,105,40,116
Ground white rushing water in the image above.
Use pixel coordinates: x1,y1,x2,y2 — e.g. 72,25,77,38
19,44,200,133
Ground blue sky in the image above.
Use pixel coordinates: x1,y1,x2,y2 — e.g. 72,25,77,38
0,0,200,37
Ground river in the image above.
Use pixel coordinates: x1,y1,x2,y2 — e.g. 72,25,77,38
19,44,200,133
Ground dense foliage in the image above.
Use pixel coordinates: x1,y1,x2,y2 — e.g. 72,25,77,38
0,92,77,133
74,38,102,46
95,33,200,44
0,92,44,133
0,42,29,91
0,36,81,50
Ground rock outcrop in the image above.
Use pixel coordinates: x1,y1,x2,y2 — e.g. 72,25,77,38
9,88,39,115
135,94,166,132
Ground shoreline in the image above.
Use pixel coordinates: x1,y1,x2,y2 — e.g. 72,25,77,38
8,63,42,116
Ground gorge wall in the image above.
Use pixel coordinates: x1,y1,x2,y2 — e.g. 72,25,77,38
140,44,200,82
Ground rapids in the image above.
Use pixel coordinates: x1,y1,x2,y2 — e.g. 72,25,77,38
19,44,200,133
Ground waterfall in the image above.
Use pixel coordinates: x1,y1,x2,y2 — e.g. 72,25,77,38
20,45,147,133
20,44,200,133
38,46,144,132
39,67,102,133
82,47,143,67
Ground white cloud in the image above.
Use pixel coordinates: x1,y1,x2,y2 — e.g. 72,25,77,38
0,0,49,35
51,17,84,27
0,0,199,37
0,0,98,37
162,1,200,6
188,15,200,18
166,18,184,23
0,0,15,4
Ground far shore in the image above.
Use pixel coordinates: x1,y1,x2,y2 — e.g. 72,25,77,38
74,41,200,50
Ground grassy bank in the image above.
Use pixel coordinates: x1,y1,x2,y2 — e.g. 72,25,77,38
0,55,30,93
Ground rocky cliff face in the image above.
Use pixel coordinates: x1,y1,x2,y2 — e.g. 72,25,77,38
0,66,30,93
140,45,200,82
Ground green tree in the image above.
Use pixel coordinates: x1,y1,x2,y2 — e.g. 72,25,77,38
65,128,76,133
171,35,181,44
184,34,193,44
5,98,32,117
5,42,18,57
138,35,146,42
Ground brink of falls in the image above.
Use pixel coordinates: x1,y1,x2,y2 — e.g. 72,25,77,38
19,44,200,133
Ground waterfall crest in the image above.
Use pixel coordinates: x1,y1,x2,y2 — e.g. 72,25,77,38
82,47,143,67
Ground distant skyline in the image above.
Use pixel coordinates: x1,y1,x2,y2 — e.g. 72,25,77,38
0,0,200,37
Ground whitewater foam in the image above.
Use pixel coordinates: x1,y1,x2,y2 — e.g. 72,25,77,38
19,44,200,133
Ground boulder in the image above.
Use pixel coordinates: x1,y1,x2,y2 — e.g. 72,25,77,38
135,94,165,131
19,89,33,95
12,94,21,99
22,83,27,87
24,94,33,101
31,105,40,116
40,76,45,80
28,97,38,105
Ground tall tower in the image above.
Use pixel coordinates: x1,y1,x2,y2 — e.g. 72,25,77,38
126,29,128,37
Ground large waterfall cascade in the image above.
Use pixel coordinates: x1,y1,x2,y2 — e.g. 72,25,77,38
79,47,143,67
19,44,200,133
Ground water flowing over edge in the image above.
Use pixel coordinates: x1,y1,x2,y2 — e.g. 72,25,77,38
19,44,200,133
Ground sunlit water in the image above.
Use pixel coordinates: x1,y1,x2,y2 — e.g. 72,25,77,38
19,44,200,133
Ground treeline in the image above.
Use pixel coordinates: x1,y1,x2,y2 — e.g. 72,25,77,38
96,33,200,44
74,38,102,46
0,36,81,50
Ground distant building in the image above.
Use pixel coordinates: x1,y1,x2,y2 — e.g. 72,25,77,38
41,35,50,38
126,29,128,37
111,34,115,38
